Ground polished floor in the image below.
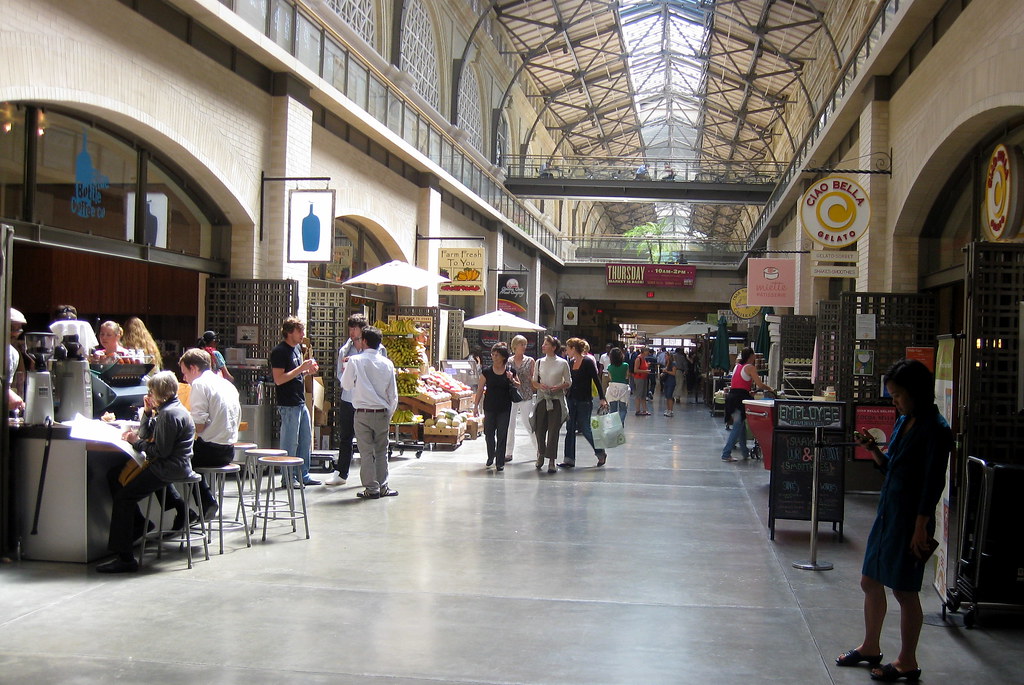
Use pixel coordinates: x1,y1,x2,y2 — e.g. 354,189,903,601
1,398,1021,684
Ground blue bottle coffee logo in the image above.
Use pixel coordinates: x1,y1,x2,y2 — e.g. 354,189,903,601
301,204,320,252
71,131,110,219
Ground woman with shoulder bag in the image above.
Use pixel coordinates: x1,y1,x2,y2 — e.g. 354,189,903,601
560,338,608,468
503,335,536,463
633,347,650,416
473,343,520,472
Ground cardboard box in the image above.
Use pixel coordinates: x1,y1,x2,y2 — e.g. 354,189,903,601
304,376,328,426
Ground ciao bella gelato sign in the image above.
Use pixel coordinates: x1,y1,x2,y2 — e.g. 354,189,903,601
983,143,1024,241
800,175,871,247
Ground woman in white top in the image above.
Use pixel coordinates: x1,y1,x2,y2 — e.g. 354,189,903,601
531,335,571,473
503,335,536,463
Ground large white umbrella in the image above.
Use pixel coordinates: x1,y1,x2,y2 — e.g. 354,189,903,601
655,320,716,337
344,260,450,290
464,310,545,332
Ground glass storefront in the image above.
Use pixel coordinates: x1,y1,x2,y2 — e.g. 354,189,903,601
0,104,223,262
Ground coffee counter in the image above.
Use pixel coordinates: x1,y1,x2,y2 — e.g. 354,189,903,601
11,424,127,563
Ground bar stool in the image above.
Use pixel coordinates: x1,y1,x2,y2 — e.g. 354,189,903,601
194,463,251,554
242,448,286,515
252,455,310,541
138,474,210,569
228,442,259,514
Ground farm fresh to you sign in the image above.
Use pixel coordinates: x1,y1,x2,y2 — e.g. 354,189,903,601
438,247,484,296
800,175,871,247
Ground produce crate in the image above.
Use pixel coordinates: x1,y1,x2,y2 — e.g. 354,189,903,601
450,391,475,411
423,425,466,446
399,396,452,415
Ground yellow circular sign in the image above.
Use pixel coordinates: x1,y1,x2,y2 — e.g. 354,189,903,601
984,143,1024,241
730,288,761,320
800,175,871,247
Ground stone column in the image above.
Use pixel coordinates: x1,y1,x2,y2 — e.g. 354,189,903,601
414,176,442,307
857,80,895,292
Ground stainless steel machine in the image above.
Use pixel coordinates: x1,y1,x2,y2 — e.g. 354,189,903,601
22,332,56,424
53,334,93,421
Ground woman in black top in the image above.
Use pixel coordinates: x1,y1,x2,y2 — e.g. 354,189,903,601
473,343,520,472
559,338,608,468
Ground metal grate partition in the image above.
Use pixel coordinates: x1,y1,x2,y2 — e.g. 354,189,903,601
815,300,841,394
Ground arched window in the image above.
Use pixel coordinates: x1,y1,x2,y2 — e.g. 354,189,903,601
326,0,375,46
456,65,483,153
400,0,440,111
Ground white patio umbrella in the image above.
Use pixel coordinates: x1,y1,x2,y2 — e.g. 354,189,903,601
655,320,716,337
463,310,546,332
343,260,450,290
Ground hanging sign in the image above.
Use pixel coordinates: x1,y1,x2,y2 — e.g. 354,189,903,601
605,263,695,287
288,189,335,262
563,306,578,326
801,174,871,247
746,258,796,307
812,264,858,278
438,248,485,296
729,288,762,319
497,273,527,314
983,143,1024,241
812,249,858,263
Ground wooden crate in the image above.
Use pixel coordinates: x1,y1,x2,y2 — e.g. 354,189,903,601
399,396,453,416
450,391,474,411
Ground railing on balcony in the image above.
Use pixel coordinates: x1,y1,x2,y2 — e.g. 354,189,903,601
505,156,786,185
566,235,748,266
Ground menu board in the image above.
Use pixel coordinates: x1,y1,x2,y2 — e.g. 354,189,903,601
769,430,845,534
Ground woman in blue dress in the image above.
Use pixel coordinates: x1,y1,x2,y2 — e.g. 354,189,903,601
836,359,952,682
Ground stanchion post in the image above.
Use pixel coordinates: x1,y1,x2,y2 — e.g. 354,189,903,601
793,426,834,571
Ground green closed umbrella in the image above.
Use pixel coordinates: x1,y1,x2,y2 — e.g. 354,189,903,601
711,315,731,372
754,306,774,355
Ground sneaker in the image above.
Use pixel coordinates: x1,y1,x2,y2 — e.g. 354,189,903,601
323,472,347,487
356,489,380,499
281,479,304,489
96,557,139,574
302,477,321,486
202,501,219,521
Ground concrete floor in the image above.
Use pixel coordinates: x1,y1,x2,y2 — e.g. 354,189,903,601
1,398,1021,684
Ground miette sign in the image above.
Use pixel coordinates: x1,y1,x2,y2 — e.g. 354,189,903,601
606,263,696,287
801,175,871,247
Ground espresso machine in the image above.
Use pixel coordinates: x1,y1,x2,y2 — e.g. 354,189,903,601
22,332,56,424
53,334,93,421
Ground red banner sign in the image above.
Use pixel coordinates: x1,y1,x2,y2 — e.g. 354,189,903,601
605,263,696,287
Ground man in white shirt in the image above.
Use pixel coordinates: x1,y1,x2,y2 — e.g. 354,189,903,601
340,326,398,499
324,314,373,487
180,348,240,519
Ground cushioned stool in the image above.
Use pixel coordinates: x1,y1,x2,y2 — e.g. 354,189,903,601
243,448,286,514
138,474,210,569
251,455,310,542
194,463,252,554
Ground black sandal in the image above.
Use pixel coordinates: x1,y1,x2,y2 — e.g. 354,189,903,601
836,649,883,667
870,663,920,682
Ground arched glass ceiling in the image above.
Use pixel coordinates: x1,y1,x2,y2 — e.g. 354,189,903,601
494,0,836,241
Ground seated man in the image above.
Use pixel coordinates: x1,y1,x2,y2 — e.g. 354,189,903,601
179,348,240,519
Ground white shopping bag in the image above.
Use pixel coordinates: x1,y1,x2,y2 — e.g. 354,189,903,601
591,411,625,449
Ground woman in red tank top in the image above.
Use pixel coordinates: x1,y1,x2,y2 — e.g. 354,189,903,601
720,347,773,462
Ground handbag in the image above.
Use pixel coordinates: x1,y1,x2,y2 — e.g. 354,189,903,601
509,384,525,403
117,458,148,486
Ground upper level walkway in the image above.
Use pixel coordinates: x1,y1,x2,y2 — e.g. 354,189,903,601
504,156,782,204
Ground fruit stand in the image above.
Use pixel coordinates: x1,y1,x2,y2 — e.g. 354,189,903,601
379,319,476,452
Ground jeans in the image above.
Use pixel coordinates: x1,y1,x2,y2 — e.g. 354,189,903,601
721,408,750,459
278,404,312,480
564,397,603,465
609,401,628,427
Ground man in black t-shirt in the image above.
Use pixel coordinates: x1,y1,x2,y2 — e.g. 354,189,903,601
270,316,320,487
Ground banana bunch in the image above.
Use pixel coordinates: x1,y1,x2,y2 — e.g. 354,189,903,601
386,337,425,367
390,409,416,424
377,319,420,336
396,371,420,395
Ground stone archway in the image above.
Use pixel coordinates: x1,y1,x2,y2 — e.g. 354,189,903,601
539,292,556,329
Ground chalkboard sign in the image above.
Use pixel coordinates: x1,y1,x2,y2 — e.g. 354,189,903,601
774,400,845,430
769,429,845,539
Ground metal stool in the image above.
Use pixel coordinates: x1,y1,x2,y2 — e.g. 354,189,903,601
228,443,259,514
242,448,286,515
138,474,210,569
251,455,310,541
194,463,251,554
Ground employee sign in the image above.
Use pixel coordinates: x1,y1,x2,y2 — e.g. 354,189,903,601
801,174,870,248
